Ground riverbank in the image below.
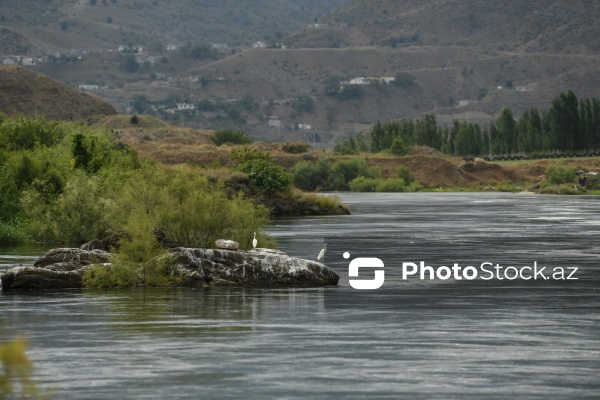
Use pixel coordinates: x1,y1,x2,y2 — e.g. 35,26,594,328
112,121,599,193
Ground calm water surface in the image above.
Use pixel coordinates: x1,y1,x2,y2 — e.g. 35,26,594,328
1,193,599,399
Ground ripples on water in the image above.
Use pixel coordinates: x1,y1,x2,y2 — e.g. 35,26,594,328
1,193,599,399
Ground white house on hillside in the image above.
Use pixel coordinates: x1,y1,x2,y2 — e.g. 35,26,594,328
349,77,369,85
252,41,267,48
22,57,36,66
177,103,195,110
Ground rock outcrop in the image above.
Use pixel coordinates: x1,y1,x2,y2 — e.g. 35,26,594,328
1,245,339,290
168,247,339,287
1,248,111,290
80,231,129,252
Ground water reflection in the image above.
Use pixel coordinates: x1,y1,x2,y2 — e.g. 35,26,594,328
1,287,327,338
0,243,59,270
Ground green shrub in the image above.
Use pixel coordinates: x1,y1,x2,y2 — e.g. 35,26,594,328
210,130,253,146
228,146,270,164
292,159,330,191
334,143,359,155
349,176,379,192
397,166,415,185
239,159,292,195
71,131,117,173
376,178,406,192
390,137,408,155
22,170,113,243
84,202,170,288
282,141,311,154
350,177,413,193
82,263,138,289
407,181,423,192
329,158,379,190
546,165,576,185
0,220,28,245
299,192,349,213
106,165,271,249
0,116,66,151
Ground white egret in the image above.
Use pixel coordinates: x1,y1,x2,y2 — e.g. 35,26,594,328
252,232,258,249
318,243,327,265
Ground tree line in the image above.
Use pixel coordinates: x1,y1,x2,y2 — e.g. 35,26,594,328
335,91,600,157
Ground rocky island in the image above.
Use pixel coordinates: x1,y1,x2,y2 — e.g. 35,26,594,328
0,238,339,290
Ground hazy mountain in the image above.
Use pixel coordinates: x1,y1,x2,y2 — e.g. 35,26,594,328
2,0,600,145
287,0,600,54
0,0,346,54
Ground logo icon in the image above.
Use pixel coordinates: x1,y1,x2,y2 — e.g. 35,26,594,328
347,253,385,290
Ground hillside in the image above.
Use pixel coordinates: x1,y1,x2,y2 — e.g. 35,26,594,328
117,41,595,142
0,66,116,120
287,0,600,53
0,0,345,54
2,0,600,146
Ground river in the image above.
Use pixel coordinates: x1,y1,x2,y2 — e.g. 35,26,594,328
1,193,599,399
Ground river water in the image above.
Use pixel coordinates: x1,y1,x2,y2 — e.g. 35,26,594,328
1,193,599,399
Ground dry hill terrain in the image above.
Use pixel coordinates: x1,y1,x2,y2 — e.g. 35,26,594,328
0,65,116,120
2,0,600,147
0,0,345,53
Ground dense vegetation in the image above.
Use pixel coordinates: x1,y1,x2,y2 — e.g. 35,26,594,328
291,158,421,193
336,91,600,158
0,115,271,249
229,146,292,195
209,129,253,146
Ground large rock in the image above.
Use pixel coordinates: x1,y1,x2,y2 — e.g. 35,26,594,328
33,248,111,268
1,247,112,290
215,239,239,250
0,265,91,289
168,247,339,287
80,231,129,252
1,246,339,290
